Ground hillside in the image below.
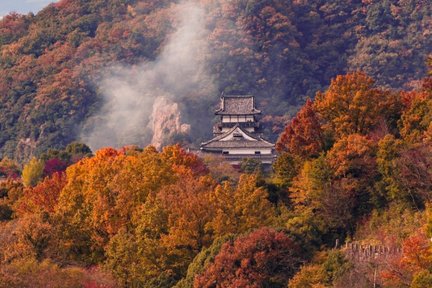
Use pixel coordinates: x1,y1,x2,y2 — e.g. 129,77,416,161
0,0,431,161
0,69,430,287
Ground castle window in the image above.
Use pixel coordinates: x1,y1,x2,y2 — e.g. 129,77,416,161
233,132,243,139
255,151,261,155
222,151,229,155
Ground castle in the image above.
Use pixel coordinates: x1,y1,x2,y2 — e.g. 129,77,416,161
200,94,275,165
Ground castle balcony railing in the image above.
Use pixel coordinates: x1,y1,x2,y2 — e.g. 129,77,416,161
217,122,259,129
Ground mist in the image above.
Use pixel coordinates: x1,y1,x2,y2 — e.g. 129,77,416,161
81,1,216,151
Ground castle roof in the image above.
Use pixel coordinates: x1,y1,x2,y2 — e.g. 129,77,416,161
200,124,274,150
215,95,261,115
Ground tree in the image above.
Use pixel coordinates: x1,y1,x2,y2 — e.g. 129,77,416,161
0,258,116,288
21,158,44,187
160,145,208,177
0,157,20,179
314,73,384,138
290,157,351,236
377,135,432,208
289,139,375,241
15,172,66,216
276,99,325,158
399,94,432,143
42,158,68,177
194,227,302,288
157,175,216,275
208,174,276,236
272,152,300,188
240,158,263,174
175,234,235,288
288,250,351,288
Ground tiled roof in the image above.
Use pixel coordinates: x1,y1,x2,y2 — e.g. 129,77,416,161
200,125,274,150
201,140,274,149
215,95,261,115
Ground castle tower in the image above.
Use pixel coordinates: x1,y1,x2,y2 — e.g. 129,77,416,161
200,94,275,165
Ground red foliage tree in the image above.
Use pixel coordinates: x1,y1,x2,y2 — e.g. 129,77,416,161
16,172,67,215
43,158,69,177
276,99,324,158
194,227,302,288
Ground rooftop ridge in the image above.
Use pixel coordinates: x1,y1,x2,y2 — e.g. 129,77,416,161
215,94,261,115
222,94,254,98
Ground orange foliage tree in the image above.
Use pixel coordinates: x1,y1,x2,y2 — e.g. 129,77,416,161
15,172,67,216
314,72,384,138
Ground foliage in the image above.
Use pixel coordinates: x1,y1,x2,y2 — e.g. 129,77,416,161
208,174,276,236
174,234,235,288
21,158,44,187
314,72,384,138
194,227,302,288
276,99,324,158
15,172,67,216
0,158,20,179
288,250,351,288
0,258,117,288
0,0,430,283
272,152,300,188
240,158,263,174
0,0,431,159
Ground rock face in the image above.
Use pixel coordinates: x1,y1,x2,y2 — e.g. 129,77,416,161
15,138,37,163
150,97,191,150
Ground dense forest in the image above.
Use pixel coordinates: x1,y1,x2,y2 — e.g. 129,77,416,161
0,0,432,287
0,0,431,160
0,67,431,286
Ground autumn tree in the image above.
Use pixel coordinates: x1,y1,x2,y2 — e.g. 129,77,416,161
21,158,44,187
272,152,300,188
276,99,325,158
0,258,117,288
399,93,432,143
377,135,432,208
15,172,67,216
105,175,215,286
194,227,302,288
175,234,235,288
314,73,384,138
289,134,377,241
54,146,177,263
0,157,20,179
288,250,351,288
208,174,276,237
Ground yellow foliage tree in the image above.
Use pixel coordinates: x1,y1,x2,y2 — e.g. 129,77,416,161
208,174,276,236
21,157,44,187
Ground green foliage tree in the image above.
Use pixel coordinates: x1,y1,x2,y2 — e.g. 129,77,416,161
272,152,300,188
240,158,263,174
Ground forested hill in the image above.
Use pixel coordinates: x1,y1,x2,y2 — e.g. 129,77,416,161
0,0,431,161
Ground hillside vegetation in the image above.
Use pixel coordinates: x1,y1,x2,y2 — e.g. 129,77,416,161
0,1,431,286
0,68,430,287
0,0,431,160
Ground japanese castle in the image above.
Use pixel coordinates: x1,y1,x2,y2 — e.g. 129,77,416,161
200,94,275,165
